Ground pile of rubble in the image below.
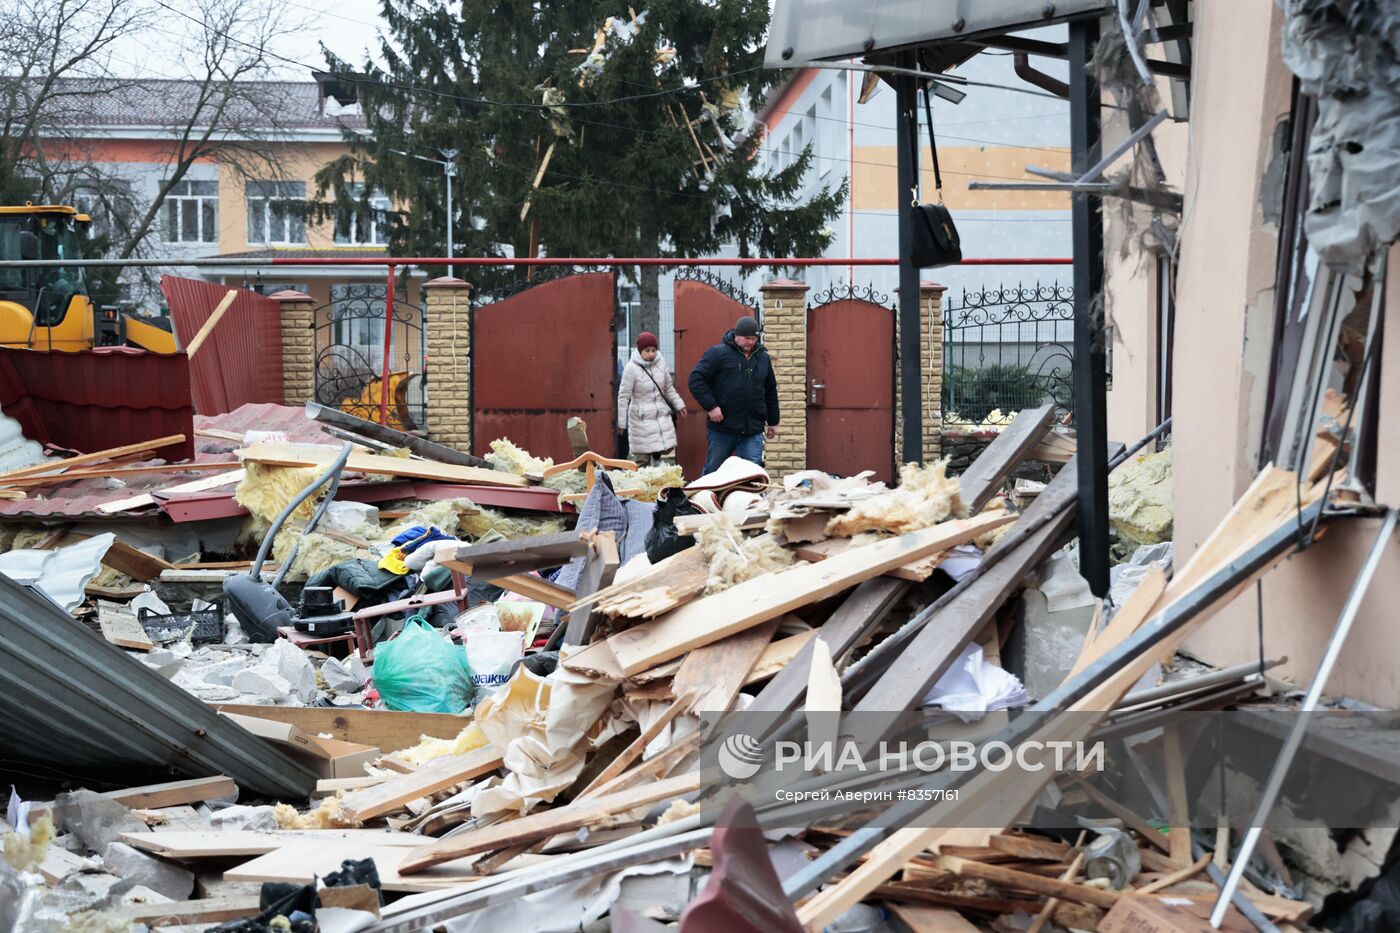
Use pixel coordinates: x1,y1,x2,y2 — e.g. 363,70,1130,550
0,402,1368,932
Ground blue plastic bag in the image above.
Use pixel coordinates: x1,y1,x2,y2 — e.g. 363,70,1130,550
372,615,473,713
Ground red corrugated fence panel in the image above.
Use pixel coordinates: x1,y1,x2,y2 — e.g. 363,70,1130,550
161,276,284,415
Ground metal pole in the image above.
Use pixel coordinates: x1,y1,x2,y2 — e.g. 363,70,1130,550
895,50,924,466
379,264,396,426
1069,16,1111,597
443,150,458,259
1209,508,1399,928
0,256,1072,269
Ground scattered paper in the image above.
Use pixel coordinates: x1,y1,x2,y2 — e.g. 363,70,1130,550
921,645,1030,722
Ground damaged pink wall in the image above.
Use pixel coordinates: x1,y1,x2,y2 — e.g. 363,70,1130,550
1165,4,1400,706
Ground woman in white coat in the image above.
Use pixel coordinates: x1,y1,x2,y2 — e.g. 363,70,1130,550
617,331,688,465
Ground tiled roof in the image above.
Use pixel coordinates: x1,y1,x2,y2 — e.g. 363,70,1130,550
48,78,366,131
207,247,391,260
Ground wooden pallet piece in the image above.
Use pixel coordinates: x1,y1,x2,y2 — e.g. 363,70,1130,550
339,745,503,822
397,770,701,874
238,442,529,487
956,404,1055,513
563,513,1012,679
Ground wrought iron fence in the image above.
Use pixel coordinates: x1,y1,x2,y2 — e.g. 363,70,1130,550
314,282,426,430
941,282,1075,427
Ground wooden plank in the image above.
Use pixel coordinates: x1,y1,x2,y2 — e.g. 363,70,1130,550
805,636,842,748
743,629,818,685
37,844,91,885
98,469,246,515
989,833,1073,862
747,578,907,717
238,442,529,488
1162,725,1193,866
121,829,425,859
672,617,781,714
1067,566,1168,678
398,771,701,874
31,776,236,823
956,404,1055,513
182,288,239,357
223,840,507,893
315,776,385,796
116,896,261,926
442,531,587,576
578,689,697,796
884,903,984,933
791,537,946,582
849,459,1084,721
339,745,503,822
1026,839,1087,933
673,510,768,536
211,704,468,754
564,531,621,644
938,855,1119,909
563,513,1012,679
490,573,576,609
0,460,240,489
0,434,186,484
1136,853,1211,894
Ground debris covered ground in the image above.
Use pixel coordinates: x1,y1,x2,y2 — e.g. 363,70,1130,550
0,399,1386,933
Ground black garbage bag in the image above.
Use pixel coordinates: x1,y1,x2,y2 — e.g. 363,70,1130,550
209,858,381,933
645,486,701,563
1316,833,1400,933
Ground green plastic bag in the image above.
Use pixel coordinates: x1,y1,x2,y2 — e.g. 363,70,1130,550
372,615,474,713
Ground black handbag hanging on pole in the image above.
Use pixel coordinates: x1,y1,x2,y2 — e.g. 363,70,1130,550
909,84,963,269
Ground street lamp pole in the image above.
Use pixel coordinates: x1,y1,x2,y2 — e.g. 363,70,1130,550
440,148,459,258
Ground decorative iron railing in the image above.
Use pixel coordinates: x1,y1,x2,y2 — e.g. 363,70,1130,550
809,281,893,308
673,266,758,310
941,282,1075,427
313,282,426,430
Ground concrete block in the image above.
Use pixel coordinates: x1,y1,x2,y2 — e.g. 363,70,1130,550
1003,553,1099,700
263,639,318,703
231,668,292,701
103,842,195,900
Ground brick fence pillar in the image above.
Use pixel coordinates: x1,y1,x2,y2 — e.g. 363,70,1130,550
423,276,473,451
760,278,809,478
894,280,947,466
270,290,315,407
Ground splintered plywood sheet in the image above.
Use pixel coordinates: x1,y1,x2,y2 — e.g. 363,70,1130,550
564,513,1014,678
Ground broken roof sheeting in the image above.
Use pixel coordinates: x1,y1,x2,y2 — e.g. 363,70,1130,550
0,574,317,797
0,402,329,520
162,277,285,416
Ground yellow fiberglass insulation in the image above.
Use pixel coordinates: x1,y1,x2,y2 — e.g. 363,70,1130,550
825,459,965,537
487,437,553,475
459,503,569,541
381,498,479,541
274,795,358,829
64,912,132,933
236,462,325,525
974,499,1014,550
2,813,53,870
697,514,799,595
398,721,491,766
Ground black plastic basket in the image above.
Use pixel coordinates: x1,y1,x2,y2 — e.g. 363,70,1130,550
138,605,225,646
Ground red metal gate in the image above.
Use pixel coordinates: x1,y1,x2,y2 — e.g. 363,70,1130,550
472,272,617,463
806,292,895,483
672,271,757,479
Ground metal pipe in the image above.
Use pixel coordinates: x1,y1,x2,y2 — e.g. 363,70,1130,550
380,264,396,426
1013,52,1070,98
250,443,353,577
1209,508,1399,927
0,256,1073,269
304,401,490,467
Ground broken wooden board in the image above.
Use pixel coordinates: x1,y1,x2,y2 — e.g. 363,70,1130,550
398,770,701,874
121,829,426,859
29,776,237,824
224,841,515,893
441,531,587,577
490,573,576,609
579,689,697,796
115,897,263,927
571,545,709,619
672,616,781,714
564,513,1012,679
744,629,819,686
673,510,768,536
790,537,946,582
339,745,503,822
563,531,621,644
0,460,240,489
0,434,186,484
211,704,468,754
238,443,529,487
957,404,1055,513
97,468,246,515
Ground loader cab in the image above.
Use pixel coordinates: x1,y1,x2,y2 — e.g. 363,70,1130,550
0,205,95,350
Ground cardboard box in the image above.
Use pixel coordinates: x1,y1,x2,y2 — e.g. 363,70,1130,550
221,712,379,780
1100,896,1253,933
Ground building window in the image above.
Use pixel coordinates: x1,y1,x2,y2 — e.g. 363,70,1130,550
164,179,218,243
246,180,306,245
334,185,391,246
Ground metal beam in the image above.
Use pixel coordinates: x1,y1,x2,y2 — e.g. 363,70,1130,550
1070,17,1111,597
895,51,924,466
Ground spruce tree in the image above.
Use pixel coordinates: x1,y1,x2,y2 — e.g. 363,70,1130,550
316,0,846,332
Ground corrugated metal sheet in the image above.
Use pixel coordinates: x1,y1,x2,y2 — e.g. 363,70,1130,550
0,346,194,461
0,400,48,472
0,402,326,521
0,574,317,797
473,272,617,463
162,276,285,416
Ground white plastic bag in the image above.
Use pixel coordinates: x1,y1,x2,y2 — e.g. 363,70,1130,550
466,630,525,694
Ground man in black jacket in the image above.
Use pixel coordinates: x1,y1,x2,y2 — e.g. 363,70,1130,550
687,315,779,476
